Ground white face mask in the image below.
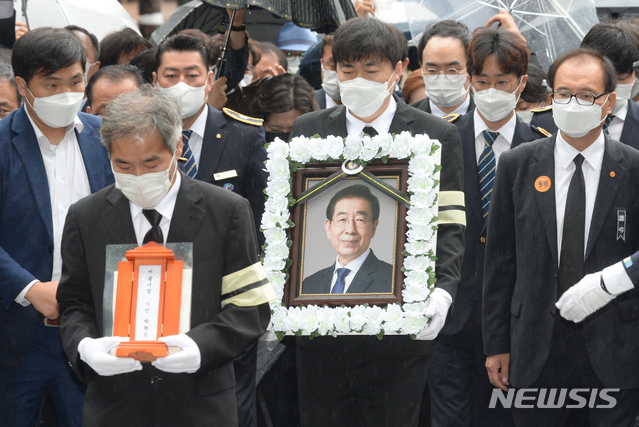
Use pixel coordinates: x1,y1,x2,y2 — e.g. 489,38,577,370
160,82,206,118
239,72,253,88
287,56,301,75
322,68,341,101
613,82,633,115
472,80,521,123
552,96,609,138
113,151,177,208
26,87,84,128
422,73,468,108
340,72,395,118
516,109,533,124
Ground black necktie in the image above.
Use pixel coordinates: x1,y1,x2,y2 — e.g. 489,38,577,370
363,126,378,137
558,154,585,297
142,209,164,244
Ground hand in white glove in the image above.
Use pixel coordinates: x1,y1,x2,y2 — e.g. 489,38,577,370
416,288,453,341
151,334,201,374
78,336,142,376
259,331,281,352
556,261,634,323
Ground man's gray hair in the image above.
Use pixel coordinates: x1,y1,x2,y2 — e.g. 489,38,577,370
100,86,182,155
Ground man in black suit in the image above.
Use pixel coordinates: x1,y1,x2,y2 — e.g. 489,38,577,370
302,184,392,295
56,87,274,427
290,17,465,427
483,48,639,425
154,34,268,427
411,20,474,121
581,22,639,151
429,27,550,427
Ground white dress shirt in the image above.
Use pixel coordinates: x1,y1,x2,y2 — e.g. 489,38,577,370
330,248,371,293
430,95,470,119
554,131,605,264
325,93,338,109
15,111,90,306
184,106,208,169
345,96,397,137
607,100,627,142
473,109,517,167
130,172,182,247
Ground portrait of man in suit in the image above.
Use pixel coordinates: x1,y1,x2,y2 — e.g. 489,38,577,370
302,184,393,295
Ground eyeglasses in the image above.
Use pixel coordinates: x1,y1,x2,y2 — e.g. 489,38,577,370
422,67,467,81
550,91,608,106
331,217,371,229
471,78,520,92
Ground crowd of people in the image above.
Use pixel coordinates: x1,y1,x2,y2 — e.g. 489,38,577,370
2,1,639,426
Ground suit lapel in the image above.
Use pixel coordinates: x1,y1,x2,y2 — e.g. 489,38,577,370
76,116,109,193
531,137,559,269
166,173,206,244
11,107,53,242
324,105,348,137
389,101,416,134
103,187,137,245
620,100,639,150
194,105,230,183
459,115,482,228
586,137,626,260
347,251,378,293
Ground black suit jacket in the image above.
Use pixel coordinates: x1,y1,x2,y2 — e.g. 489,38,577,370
301,250,393,294
182,105,268,240
619,99,639,151
291,100,465,356
442,110,545,336
483,135,639,389
410,95,475,116
57,174,272,425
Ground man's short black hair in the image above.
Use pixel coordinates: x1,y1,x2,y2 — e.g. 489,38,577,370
12,27,86,85
520,63,549,104
326,184,380,222
417,20,471,65
548,48,617,95
467,27,529,79
65,25,100,60
332,17,405,66
129,48,157,84
156,34,210,71
99,28,152,67
581,22,639,77
86,65,145,108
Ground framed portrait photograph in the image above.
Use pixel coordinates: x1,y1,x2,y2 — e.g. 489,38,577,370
262,133,442,338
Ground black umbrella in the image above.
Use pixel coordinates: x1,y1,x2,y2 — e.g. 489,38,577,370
150,1,225,46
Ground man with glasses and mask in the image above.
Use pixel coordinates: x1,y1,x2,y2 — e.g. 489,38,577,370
483,48,639,425
412,20,474,122
301,185,392,294
290,17,465,427
0,27,113,425
428,26,547,427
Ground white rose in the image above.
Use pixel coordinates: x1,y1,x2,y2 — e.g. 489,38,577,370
375,134,393,158
361,135,380,161
403,256,430,272
407,224,434,242
410,191,437,208
287,306,305,332
409,154,436,177
349,305,367,332
402,284,429,302
390,131,412,159
266,179,291,197
407,176,435,193
404,270,429,287
264,227,287,245
404,240,431,256
264,196,289,214
266,242,289,260
271,308,289,332
265,157,290,181
402,301,427,314
289,136,312,163
406,207,434,226
301,305,320,334
325,135,344,159
363,305,384,335
309,138,329,161
261,211,289,230
266,139,289,158
317,306,335,336
333,307,351,333
382,304,404,333
401,312,427,335
409,134,432,156
343,135,363,160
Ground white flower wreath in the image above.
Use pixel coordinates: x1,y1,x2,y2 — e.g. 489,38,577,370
262,132,442,339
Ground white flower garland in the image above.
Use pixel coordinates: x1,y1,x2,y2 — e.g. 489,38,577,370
263,132,441,339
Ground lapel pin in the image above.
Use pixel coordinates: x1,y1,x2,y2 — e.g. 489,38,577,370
610,171,616,178
216,133,221,139
535,176,551,192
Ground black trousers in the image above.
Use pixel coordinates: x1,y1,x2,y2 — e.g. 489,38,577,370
511,318,639,427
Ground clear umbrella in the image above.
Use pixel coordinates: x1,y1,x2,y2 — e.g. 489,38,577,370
400,0,599,71
21,0,140,41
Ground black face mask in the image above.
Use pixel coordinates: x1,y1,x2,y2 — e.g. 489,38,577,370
265,131,290,143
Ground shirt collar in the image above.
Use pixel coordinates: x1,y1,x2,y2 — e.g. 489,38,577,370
430,94,470,118
129,169,182,223
556,130,605,172
326,93,338,109
334,248,371,271
345,96,397,136
473,109,516,144
25,106,83,147
187,105,208,139
613,100,628,122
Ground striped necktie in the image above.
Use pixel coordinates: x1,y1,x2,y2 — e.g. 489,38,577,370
181,130,197,178
603,115,613,137
479,130,499,221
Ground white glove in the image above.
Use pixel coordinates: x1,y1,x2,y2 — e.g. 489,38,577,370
416,288,453,341
78,336,142,376
259,331,280,352
151,334,201,374
556,262,634,323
